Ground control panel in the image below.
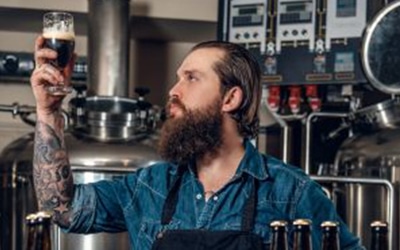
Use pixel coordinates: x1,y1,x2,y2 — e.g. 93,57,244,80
0,51,87,82
276,0,316,53
219,0,386,86
228,0,268,53
325,0,367,51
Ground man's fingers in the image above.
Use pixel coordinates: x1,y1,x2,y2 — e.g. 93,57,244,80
35,49,57,68
40,72,60,86
34,35,45,52
32,64,64,84
32,70,59,86
34,36,58,68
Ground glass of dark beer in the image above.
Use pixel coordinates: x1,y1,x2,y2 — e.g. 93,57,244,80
42,12,75,95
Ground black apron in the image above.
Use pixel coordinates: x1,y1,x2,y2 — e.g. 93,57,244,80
151,171,267,250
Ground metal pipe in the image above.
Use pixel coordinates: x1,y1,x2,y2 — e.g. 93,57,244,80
71,165,150,173
88,0,130,97
305,112,348,174
282,125,289,163
310,175,395,250
0,103,36,115
54,227,61,250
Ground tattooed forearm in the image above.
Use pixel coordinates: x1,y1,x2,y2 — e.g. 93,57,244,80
33,113,74,227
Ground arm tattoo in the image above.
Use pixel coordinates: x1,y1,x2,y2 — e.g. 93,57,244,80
33,114,74,227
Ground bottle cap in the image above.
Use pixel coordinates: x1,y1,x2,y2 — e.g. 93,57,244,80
36,211,53,222
321,221,339,228
25,213,38,224
270,220,288,228
293,219,312,226
370,221,388,228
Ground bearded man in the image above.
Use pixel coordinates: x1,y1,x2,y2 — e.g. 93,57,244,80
31,38,364,249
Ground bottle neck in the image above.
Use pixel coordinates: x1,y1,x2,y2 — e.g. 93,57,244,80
293,227,312,250
35,219,52,250
321,231,339,250
26,222,37,250
370,232,389,250
271,227,288,250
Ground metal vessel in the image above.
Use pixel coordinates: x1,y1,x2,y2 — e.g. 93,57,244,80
0,124,161,250
335,101,400,249
0,0,165,250
335,2,400,249
0,86,162,250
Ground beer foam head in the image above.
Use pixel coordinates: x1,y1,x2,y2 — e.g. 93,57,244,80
43,29,75,40
43,13,75,40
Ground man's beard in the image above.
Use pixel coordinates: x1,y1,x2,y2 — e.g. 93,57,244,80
158,97,223,166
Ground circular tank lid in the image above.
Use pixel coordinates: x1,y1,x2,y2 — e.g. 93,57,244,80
361,1,400,94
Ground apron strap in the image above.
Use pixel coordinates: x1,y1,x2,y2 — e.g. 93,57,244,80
241,176,257,232
161,167,185,225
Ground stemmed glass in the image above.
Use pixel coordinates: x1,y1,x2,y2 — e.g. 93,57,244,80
42,12,75,95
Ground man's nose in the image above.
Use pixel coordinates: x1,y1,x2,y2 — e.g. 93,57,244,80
168,81,182,99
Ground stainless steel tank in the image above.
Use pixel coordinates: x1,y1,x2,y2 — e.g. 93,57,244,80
1,0,164,249
335,99,400,249
0,96,162,250
335,2,400,248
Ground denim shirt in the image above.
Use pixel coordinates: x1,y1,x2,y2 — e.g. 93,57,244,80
64,140,364,250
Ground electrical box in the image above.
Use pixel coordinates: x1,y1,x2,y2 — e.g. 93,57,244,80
276,0,316,53
228,0,268,53
218,0,387,86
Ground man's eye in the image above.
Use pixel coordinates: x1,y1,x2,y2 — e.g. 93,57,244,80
188,74,197,81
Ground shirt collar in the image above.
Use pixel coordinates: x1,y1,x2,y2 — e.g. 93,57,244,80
235,139,269,180
169,140,269,180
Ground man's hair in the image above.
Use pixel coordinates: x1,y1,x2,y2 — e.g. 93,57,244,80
191,41,261,138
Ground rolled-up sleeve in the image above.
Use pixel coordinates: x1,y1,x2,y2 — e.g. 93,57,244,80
62,174,138,234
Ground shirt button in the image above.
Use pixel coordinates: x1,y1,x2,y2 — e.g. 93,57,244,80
196,193,202,200
213,196,219,201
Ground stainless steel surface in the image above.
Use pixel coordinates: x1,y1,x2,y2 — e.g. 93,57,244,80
350,98,400,131
0,131,161,250
0,103,36,115
334,3,400,248
54,171,134,250
88,0,130,97
335,128,400,249
70,96,159,142
282,125,289,163
311,176,395,250
361,0,400,95
1,0,155,249
0,133,38,250
305,112,349,174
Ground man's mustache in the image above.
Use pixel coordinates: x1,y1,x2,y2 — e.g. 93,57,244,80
166,97,187,114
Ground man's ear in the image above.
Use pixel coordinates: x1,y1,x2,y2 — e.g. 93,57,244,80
222,86,243,113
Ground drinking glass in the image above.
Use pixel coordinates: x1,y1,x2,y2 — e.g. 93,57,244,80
42,12,75,95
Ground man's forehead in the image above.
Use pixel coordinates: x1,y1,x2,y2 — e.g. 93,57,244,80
177,48,224,73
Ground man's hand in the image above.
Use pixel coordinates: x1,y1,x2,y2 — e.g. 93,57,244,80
30,36,75,117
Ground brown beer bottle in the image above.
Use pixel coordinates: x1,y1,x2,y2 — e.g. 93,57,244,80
293,219,313,250
25,213,38,250
270,220,288,250
370,221,388,250
34,211,52,250
320,221,339,250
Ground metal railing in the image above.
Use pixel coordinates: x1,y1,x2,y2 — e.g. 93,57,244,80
311,175,395,250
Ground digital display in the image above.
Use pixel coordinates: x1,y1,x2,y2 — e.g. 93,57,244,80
337,0,356,17
286,3,306,12
239,7,258,15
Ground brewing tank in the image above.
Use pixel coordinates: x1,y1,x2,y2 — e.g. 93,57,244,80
335,2,400,248
0,95,162,250
1,0,161,249
335,99,400,249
